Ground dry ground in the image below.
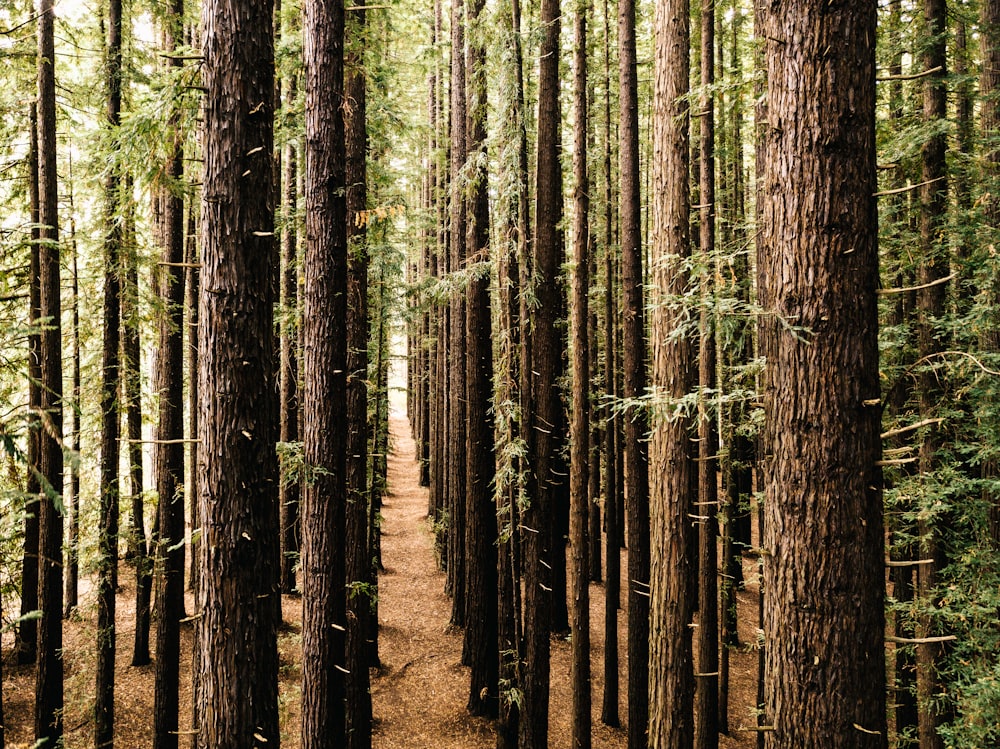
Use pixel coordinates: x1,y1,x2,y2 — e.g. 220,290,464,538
2,410,760,748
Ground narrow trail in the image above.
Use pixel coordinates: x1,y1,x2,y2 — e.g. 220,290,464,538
371,413,494,747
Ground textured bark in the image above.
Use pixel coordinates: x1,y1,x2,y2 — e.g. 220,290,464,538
463,0,499,716
695,0,718,745
648,0,694,743
345,16,373,745
36,0,65,741
124,197,152,667
300,0,348,739
619,0,650,737
153,6,188,747
194,0,281,742
65,240,80,618
448,0,468,628
915,0,949,745
279,80,300,595
17,101,41,669
96,0,123,742
757,0,887,745
569,2,591,744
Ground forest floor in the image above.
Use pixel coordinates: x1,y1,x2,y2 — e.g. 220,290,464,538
2,400,761,748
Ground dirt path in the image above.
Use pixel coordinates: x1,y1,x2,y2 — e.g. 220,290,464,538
371,413,494,747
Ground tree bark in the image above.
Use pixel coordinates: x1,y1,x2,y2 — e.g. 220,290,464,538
300,0,348,740
757,0,887,744
96,0,123,742
35,0,65,741
648,0,694,743
194,0,281,742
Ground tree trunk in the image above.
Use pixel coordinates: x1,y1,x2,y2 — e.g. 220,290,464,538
301,0,348,739
153,4,188,745
569,0,591,743
448,0,468,629
757,0,887,744
35,0,65,741
17,100,41,669
345,13,373,745
694,0,718,744
521,0,563,739
648,0,694,741
96,0,124,742
194,0,281,742
463,0,499,716
619,0,651,736
65,234,81,618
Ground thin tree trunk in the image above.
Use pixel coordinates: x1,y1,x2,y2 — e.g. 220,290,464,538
694,0,718,744
301,0,349,739
36,0,65,740
569,0,591,742
464,0,499,716
65,233,81,618
345,13,373,744
17,100,41,668
648,0,694,741
153,3,188,744
96,0,124,742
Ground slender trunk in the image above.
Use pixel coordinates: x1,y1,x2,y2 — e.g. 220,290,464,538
17,100,41,668
569,1,591,743
65,235,81,618
153,3,188,744
36,0,65,740
345,13,373,744
648,0,694,741
96,0,123,743
694,0,718,745
619,0,651,735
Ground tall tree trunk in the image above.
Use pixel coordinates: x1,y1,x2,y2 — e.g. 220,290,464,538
153,3,188,745
186,201,201,595
569,0,591,742
916,0,949,745
619,0,651,735
757,0,887,744
521,0,563,738
694,0,718,744
648,0,694,742
464,0,499,716
279,79,300,595
194,0,281,741
448,0,468,629
65,233,80,618
301,0,348,739
36,0,65,741
345,12,373,745
124,189,152,668
17,100,41,669
96,0,124,742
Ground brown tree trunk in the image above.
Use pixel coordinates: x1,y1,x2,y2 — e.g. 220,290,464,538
153,4,188,745
757,0,887,744
35,0,65,740
694,0,718,744
648,0,694,741
96,0,124,742
17,100,41,669
463,0,499,716
345,13,373,745
300,0,348,740
619,0,651,737
448,0,468,629
194,0,281,741
65,235,81,618
569,1,591,744
521,0,563,738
